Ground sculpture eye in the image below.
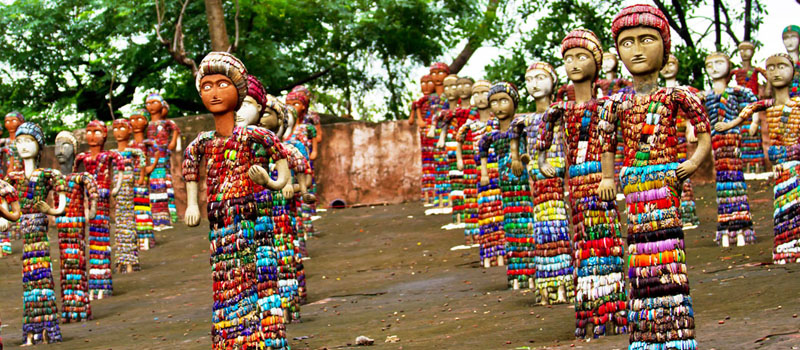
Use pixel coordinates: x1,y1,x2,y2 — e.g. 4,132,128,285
219,82,230,88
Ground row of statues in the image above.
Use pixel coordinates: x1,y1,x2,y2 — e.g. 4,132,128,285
410,5,800,350
0,52,324,348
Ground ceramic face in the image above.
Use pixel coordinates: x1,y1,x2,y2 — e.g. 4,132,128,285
602,54,617,73
617,27,665,76
130,114,148,132
421,79,434,95
15,135,38,159
86,124,106,147
739,48,754,61
443,77,459,101
112,123,132,142
145,99,164,117
705,55,730,80
563,47,597,83
765,56,795,88
457,81,473,100
260,107,281,133
236,95,262,127
525,69,554,99
489,92,514,120
431,68,447,86
287,99,306,117
472,86,490,109
4,116,21,135
660,58,678,79
783,31,800,53
200,74,239,114
54,140,74,165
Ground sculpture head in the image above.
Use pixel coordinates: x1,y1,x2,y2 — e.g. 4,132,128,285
783,25,800,53
705,52,731,81
286,91,309,119
457,77,474,101
145,93,169,120
420,75,435,95
236,75,268,127
196,52,249,116
471,80,491,110
525,62,557,100
602,52,619,74
5,111,25,137
54,130,77,166
660,54,679,80
443,75,460,101
738,41,755,62
261,94,287,135
85,120,108,148
112,118,133,143
129,108,150,134
429,62,450,88
765,53,795,89
15,122,43,161
561,28,603,83
613,4,671,76
488,82,519,121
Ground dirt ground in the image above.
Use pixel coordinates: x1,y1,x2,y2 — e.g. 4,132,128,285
0,179,798,349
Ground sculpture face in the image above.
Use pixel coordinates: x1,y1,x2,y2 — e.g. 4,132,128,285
602,53,618,73
260,107,281,132
421,79,435,95
617,27,664,76
443,76,459,101
660,57,678,79
784,30,799,53
563,47,597,83
54,140,74,165
472,86,490,109
86,124,107,147
287,99,306,117
705,55,730,80
430,68,447,87
765,56,795,89
739,47,754,61
15,135,38,159
112,123,132,143
236,95,262,127
145,99,165,117
457,80,473,100
525,69,554,99
130,114,148,133
489,92,514,120
4,116,21,135
200,74,239,114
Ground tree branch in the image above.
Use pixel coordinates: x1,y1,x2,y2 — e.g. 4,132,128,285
448,0,500,74
719,1,741,46
108,68,116,120
227,0,239,53
154,0,198,75
279,64,336,92
653,0,695,47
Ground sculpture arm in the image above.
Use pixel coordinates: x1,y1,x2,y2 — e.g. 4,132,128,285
168,121,180,151
719,99,772,132
184,181,200,226
676,88,713,180
408,101,417,125
247,127,290,191
535,106,562,178
454,123,472,171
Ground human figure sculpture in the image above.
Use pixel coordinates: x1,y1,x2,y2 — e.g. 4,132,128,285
510,62,574,305
724,53,800,264
454,80,503,264
704,52,758,247
182,52,291,350
430,62,449,96
783,25,799,97
74,120,123,300
730,41,769,98
54,131,98,323
289,85,323,145
478,82,536,291
145,93,180,229
0,111,25,254
0,167,21,349
287,85,321,230
427,74,460,213
597,52,632,97
598,5,712,349
537,29,626,338
7,122,68,345
660,54,701,228
128,109,157,250
285,91,319,240
111,118,149,273
409,75,437,204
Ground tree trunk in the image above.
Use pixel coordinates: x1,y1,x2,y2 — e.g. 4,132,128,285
205,0,230,52
744,0,752,41
448,0,500,74
713,0,722,51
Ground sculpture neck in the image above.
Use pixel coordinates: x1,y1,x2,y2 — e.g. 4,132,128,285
741,59,753,70
775,85,790,105
435,86,444,96
497,116,512,132
573,79,594,104
605,71,618,81
23,157,35,178
59,159,73,176
789,50,799,63
712,76,729,94
632,71,660,95
535,96,551,114
89,144,104,157
117,139,129,151
459,99,470,109
477,108,491,122
214,111,236,137
664,78,679,88
447,98,458,109
133,131,145,143
151,112,164,121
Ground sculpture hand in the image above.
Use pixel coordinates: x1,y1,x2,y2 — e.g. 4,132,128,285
88,201,97,220
0,218,8,232
520,153,531,165
539,162,556,178
686,126,698,143
749,119,759,136
282,183,295,200
34,201,52,214
111,185,120,197
184,204,201,227
511,159,524,177
676,159,698,181
714,121,731,133
303,193,317,204
480,174,489,186
248,165,271,186
597,178,616,202
457,159,464,171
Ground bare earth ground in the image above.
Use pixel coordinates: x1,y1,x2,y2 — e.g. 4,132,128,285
0,180,798,349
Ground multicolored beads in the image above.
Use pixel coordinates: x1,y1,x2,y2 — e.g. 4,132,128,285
113,148,147,271
147,119,180,229
130,139,156,249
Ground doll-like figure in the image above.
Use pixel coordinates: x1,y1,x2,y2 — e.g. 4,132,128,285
6,122,68,345
510,62,574,305
598,5,713,349
129,109,157,249
661,54,701,228
454,80,503,264
425,63,451,209
183,52,291,350
409,75,437,204
54,131,98,323
724,53,800,264
0,111,25,254
427,74,460,213
783,25,799,97
74,120,123,300
112,118,150,273
285,91,318,241
597,52,632,98
287,85,321,229
478,82,536,291
704,52,758,247
537,29,627,339
145,93,181,229
0,172,21,349
730,41,770,98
